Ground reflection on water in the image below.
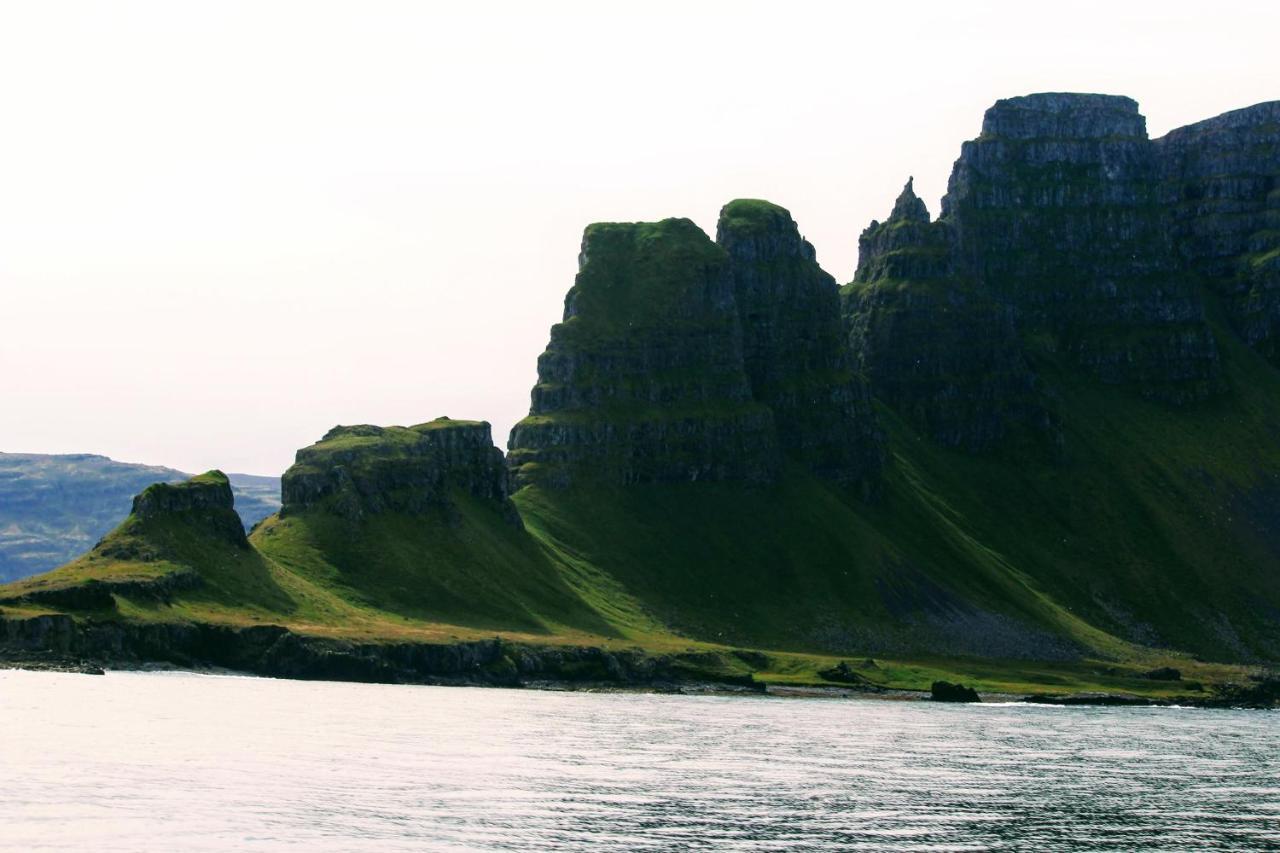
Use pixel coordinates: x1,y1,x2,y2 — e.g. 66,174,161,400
1,670,1277,850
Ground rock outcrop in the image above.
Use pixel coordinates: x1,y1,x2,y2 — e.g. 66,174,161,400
282,418,515,522
930,680,981,702
1156,101,1280,363
718,200,882,487
508,210,883,491
843,94,1280,453
940,93,1222,404
508,218,780,488
845,180,1050,452
128,471,248,548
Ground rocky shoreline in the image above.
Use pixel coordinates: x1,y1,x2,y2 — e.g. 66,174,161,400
0,611,766,692
4,611,1276,709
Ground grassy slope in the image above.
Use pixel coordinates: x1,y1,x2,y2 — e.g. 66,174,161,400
910,307,1280,660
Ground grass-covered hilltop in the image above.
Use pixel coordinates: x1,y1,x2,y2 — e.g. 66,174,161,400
4,92,1280,704
0,453,279,581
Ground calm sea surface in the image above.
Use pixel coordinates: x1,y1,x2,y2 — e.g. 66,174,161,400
1,670,1278,851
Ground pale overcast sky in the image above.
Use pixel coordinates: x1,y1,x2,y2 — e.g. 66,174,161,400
2,1,1277,475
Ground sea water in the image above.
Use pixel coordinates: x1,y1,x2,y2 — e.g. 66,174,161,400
1,669,1277,850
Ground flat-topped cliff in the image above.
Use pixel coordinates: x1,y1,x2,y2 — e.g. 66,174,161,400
941,92,1222,405
508,207,882,492
282,418,513,522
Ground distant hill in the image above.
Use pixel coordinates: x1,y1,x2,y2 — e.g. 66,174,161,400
0,453,279,582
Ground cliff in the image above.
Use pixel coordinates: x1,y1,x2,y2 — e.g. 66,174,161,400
1156,101,1280,363
941,93,1222,405
844,180,1051,452
509,207,882,492
507,218,780,488
281,418,514,523
717,200,882,489
128,471,248,548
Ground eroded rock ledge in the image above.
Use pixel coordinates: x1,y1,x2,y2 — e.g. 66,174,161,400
129,470,248,547
282,418,515,522
509,207,882,493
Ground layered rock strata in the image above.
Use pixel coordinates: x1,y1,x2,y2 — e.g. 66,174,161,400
1156,101,1280,363
281,418,514,522
940,93,1222,404
717,200,882,485
509,211,882,491
844,94,1280,453
129,471,248,548
508,218,780,488
845,181,1049,452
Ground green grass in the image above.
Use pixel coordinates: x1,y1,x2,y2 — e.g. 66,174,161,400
557,218,730,341
717,198,792,236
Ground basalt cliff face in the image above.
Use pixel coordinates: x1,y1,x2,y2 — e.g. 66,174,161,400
846,93,1280,452
5,92,1280,693
508,206,881,494
281,419,514,523
845,180,1050,452
943,93,1222,405
718,200,882,487
1156,102,1280,364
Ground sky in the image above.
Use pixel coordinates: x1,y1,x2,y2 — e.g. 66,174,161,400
2,0,1277,476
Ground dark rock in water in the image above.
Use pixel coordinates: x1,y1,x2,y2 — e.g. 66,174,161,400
1143,666,1182,681
129,471,248,549
509,212,882,492
930,680,981,702
282,418,516,523
1156,101,1280,364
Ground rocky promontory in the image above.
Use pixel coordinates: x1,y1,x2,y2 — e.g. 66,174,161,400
281,418,514,522
509,208,883,492
127,470,249,548
6,90,1280,698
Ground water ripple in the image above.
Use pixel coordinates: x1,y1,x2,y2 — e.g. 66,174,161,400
1,671,1277,851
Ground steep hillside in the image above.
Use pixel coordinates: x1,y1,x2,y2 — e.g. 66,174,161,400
0,453,279,582
3,92,1279,699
